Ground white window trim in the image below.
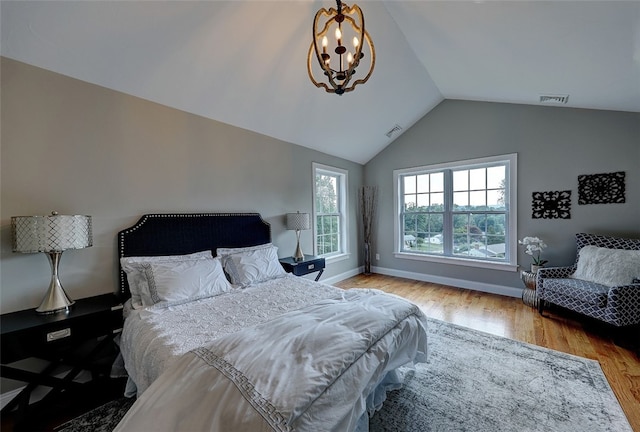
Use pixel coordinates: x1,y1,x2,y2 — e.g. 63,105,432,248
312,162,349,260
393,153,518,271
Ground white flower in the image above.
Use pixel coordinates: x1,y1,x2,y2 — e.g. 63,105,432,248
518,236,548,265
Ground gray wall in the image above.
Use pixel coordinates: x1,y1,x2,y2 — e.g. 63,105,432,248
2,57,639,400
3,59,639,311
364,100,639,294
0,57,364,314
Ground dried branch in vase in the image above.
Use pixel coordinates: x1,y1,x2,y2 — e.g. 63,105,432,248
360,185,378,245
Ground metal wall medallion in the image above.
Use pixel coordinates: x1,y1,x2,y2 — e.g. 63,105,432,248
578,171,626,205
532,190,572,219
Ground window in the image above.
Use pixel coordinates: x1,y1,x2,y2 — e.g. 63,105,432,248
394,154,517,270
313,163,348,258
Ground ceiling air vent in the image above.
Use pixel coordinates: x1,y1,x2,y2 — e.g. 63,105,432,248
539,94,569,105
385,124,403,138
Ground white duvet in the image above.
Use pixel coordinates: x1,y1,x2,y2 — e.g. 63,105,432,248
115,289,428,432
120,276,346,396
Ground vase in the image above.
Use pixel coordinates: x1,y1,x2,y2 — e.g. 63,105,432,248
364,242,372,275
520,270,536,290
531,264,544,274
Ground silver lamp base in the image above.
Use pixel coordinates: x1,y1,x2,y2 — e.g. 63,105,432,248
293,230,305,262
36,252,75,314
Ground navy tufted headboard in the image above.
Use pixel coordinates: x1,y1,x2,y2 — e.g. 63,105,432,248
117,213,271,298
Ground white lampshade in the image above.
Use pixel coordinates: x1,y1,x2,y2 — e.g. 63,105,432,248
286,212,310,231
12,213,93,253
11,212,92,314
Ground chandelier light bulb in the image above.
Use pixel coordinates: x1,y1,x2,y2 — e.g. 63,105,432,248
353,36,359,48
335,27,342,44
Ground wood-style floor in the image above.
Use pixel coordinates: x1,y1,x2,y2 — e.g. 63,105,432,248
335,273,640,432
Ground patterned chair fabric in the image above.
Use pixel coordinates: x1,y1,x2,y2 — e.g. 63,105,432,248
536,233,640,327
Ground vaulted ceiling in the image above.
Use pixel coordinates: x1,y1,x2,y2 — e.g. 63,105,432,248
2,1,638,164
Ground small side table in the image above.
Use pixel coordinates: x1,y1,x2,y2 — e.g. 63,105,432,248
520,270,539,308
1,293,123,420
280,255,325,281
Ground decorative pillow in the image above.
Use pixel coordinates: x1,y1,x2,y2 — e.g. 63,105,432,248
222,245,286,288
141,258,232,306
571,246,640,287
216,243,273,258
121,251,213,309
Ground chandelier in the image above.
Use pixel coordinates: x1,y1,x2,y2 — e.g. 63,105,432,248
307,0,375,95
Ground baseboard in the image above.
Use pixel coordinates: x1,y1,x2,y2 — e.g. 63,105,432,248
325,265,521,298
321,266,364,285
370,265,522,298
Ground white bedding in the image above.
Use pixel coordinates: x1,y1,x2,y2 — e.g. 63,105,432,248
115,288,428,432
120,275,347,396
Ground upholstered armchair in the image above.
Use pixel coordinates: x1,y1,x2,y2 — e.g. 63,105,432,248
536,233,640,328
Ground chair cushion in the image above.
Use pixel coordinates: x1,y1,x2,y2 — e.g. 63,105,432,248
572,246,640,287
544,278,609,308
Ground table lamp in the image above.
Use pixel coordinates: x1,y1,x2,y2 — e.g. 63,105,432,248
11,212,93,314
286,212,310,262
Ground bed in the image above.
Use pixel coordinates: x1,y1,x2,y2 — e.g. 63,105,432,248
113,213,428,431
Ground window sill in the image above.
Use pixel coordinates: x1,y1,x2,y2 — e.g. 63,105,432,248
322,253,350,264
394,251,518,272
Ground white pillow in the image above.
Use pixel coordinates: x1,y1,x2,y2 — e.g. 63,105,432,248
222,245,286,288
572,246,640,287
121,251,213,309
142,258,232,306
216,243,273,257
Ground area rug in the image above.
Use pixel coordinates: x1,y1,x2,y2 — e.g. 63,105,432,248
57,318,632,432
370,319,631,432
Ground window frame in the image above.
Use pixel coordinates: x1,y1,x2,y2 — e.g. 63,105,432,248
312,162,349,261
393,154,518,271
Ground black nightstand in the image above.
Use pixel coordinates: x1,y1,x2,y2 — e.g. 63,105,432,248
1,293,123,418
280,255,326,281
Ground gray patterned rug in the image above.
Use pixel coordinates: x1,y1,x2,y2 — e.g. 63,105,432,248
57,318,632,432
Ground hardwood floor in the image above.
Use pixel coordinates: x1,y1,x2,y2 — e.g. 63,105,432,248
335,273,640,432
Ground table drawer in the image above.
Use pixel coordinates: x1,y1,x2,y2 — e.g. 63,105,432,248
291,258,325,276
1,310,120,363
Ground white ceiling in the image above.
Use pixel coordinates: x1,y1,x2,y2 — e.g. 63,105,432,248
2,1,639,164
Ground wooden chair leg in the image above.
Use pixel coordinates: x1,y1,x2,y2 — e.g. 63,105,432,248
613,324,640,355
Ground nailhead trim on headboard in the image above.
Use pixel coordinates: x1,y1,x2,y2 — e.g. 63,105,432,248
117,213,271,298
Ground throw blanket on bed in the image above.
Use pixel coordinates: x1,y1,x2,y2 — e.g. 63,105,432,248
114,289,428,432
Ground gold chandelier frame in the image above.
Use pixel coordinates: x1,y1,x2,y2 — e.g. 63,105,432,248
307,0,375,95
